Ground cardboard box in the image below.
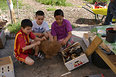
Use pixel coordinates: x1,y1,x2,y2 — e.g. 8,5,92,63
0,30,6,48
0,56,15,77
62,42,89,71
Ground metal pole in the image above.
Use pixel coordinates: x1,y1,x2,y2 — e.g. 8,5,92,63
7,0,16,23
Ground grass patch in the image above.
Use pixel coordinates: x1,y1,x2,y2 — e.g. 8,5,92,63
90,27,97,33
7,22,21,34
35,0,72,6
46,7,56,11
0,0,23,10
85,0,109,4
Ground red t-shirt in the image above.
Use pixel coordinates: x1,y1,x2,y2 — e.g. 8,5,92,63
14,29,35,56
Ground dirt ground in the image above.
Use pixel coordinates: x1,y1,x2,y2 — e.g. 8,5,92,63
1,0,101,27
0,0,116,77
0,30,116,77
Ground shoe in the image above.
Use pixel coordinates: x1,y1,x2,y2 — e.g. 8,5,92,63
37,52,45,59
34,51,45,60
18,61,26,65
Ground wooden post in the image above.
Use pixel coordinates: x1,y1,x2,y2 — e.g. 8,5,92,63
7,0,16,23
17,0,19,19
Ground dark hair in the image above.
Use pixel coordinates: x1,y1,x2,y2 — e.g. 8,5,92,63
54,9,64,17
36,10,44,16
21,19,33,28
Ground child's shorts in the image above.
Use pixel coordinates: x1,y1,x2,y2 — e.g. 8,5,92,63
15,49,33,62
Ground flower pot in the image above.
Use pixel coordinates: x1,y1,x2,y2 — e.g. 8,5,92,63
106,29,116,43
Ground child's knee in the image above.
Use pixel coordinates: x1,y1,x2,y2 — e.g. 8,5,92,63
25,57,34,65
28,60,34,65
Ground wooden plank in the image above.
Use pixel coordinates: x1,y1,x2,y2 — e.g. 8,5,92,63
85,35,102,56
100,42,111,52
108,55,116,65
96,48,116,74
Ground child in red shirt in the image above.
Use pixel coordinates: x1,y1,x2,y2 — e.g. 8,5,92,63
14,19,45,65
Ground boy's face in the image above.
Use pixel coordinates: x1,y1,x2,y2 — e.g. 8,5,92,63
35,15,44,25
55,15,64,25
21,26,32,35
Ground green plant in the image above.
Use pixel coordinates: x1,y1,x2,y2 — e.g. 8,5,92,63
71,24,75,28
36,0,72,6
0,0,23,10
85,0,109,4
46,7,56,11
7,22,21,34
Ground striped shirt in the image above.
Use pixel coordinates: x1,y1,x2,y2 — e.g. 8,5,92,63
14,29,35,56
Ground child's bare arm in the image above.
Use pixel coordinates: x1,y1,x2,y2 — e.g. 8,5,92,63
34,37,46,41
64,31,72,42
53,36,57,41
22,41,40,51
33,32,44,37
62,31,72,45
46,31,53,41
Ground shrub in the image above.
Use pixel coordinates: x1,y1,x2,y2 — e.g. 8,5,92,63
7,22,21,34
85,0,109,4
0,0,22,10
36,0,72,6
46,7,56,11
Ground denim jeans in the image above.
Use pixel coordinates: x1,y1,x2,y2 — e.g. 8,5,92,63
104,3,116,25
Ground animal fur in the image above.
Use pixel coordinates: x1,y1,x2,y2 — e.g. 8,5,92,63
39,40,62,58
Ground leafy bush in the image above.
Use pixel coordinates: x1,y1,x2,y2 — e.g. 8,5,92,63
7,22,21,34
46,7,56,11
0,0,22,10
36,0,72,6
85,0,109,4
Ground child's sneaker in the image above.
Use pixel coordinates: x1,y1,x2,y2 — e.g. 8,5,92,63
34,51,45,60
37,52,45,59
18,61,26,65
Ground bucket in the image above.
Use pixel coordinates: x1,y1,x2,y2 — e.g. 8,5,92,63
106,28,116,43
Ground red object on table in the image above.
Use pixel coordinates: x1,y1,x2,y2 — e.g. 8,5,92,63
94,2,107,9
106,27,113,31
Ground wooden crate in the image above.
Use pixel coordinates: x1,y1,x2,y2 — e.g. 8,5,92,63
61,42,89,71
0,30,6,48
0,56,15,77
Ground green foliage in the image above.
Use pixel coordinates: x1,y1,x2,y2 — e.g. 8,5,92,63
71,24,75,28
85,0,109,4
46,7,56,11
0,0,22,10
7,22,21,34
90,28,97,33
36,0,72,6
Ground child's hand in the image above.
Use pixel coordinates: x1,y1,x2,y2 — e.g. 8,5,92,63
61,40,67,45
59,39,67,45
35,41,41,45
37,33,44,37
41,36,47,41
44,32,49,38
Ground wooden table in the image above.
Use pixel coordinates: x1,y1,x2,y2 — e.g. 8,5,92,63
85,26,116,74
